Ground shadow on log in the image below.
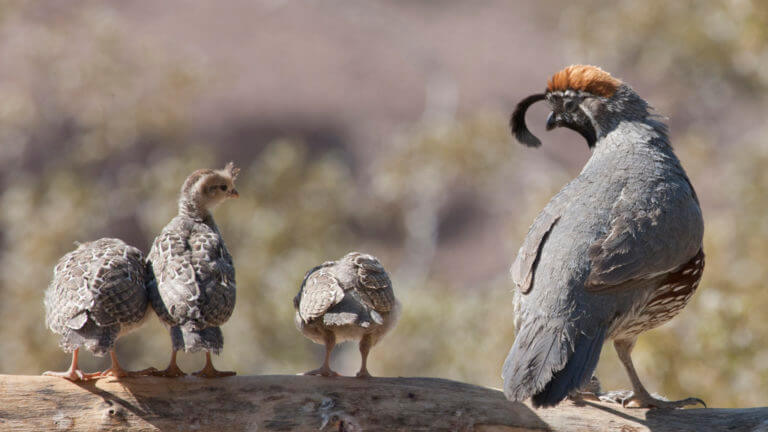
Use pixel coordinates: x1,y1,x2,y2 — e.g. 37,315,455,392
0,374,766,431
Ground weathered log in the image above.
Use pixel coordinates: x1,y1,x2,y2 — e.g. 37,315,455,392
0,374,766,431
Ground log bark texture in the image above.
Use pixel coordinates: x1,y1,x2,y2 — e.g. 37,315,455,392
0,374,766,431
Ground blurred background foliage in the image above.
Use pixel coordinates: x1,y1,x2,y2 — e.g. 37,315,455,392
0,0,766,408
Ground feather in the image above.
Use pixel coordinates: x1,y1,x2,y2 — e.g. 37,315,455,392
510,93,546,147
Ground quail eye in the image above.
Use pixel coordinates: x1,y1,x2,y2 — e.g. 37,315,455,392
564,100,578,112
219,185,228,191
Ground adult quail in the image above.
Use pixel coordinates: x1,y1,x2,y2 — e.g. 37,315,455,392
44,238,152,381
148,162,239,378
294,252,400,378
503,65,705,409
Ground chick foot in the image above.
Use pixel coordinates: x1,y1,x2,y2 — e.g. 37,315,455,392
43,349,85,382
43,369,85,382
192,352,235,378
304,365,339,377
151,364,187,378
86,350,155,379
150,350,187,377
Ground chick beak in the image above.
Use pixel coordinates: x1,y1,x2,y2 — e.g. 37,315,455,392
229,189,239,198
545,112,559,131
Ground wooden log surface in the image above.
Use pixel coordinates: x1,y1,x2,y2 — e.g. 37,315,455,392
0,374,766,431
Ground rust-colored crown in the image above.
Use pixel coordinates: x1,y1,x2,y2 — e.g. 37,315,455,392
546,65,621,97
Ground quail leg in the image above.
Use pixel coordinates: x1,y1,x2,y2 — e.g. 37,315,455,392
355,335,373,378
304,332,339,377
193,352,236,378
150,350,187,377
602,338,706,409
43,348,86,381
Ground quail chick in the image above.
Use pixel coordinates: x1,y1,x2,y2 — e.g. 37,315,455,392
504,65,704,409
148,162,239,378
294,252,400,378
44,238,152,381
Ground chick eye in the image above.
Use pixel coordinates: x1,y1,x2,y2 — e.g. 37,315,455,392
219,185,228,191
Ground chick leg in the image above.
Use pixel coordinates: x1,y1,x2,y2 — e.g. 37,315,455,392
304,332,339,377
193,352,236,378
355,334,373,378
602,338,705,409
43,348,85,381
151,350,187,378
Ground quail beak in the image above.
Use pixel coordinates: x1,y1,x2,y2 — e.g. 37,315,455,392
228,189,239,198
545,112,559,131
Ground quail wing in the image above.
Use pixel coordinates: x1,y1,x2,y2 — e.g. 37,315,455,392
87,244,148,327
586,183,702,290
511,191,566,294
349,253,395,313
296,268,345,323
189,228,236,326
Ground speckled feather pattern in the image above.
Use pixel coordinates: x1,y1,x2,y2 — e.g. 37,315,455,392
504,83,704,405
294,252,399,344
44,238,151,355
148,214,236,353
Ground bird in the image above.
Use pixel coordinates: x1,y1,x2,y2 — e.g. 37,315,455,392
294,252,400,378
503,65,705,409
44,238,152,381
147,162,239,378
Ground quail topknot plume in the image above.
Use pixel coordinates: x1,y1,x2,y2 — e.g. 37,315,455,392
44,238,153,381
503,65,705,409
294,252,400,378
147,162,240,378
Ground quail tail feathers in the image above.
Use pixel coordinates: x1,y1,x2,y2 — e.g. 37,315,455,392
503,320,605,408
58,320,120,357
170,325,224,354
